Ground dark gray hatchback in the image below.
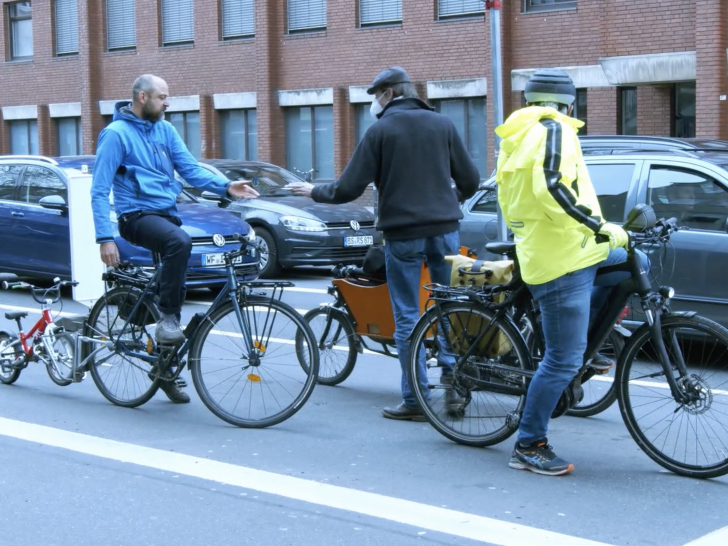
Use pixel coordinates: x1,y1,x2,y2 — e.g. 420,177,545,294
459,136,728,328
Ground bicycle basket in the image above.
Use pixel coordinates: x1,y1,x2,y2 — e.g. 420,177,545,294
445,254,513,287
447,311,513,358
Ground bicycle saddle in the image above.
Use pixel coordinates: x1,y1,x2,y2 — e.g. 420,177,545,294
485,242,517,256
5,311,27,320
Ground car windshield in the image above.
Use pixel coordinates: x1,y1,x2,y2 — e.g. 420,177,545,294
210,165,304,197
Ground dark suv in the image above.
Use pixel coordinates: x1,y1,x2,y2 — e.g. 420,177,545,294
459,136,728,327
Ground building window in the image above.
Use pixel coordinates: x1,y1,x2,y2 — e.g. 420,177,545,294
438,0,484,19
288,0,326,33
8,2,33,61
221,0,254,40
285,106,334,180
620,87,637,135
355,104,376,144
359,0,401,26
107,0,136,51
9,119,39,154
523,0,577,13
220,109,257,160
167,112,200,158
674,82,695,138
573,88,587,135
57,118,82,155
54,0,78,56
161,0,193,46
434,98,487,178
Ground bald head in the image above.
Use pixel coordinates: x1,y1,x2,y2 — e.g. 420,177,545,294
131,74,170,122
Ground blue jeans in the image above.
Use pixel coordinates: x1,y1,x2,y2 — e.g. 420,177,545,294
517,248,643,445
384,230,460,407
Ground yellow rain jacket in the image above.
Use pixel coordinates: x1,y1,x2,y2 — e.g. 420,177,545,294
495,106,608,285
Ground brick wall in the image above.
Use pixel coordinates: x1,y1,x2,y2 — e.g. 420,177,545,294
637,86,673,136
586,87,618,135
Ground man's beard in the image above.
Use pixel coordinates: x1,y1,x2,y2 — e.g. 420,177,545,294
142,103,165,122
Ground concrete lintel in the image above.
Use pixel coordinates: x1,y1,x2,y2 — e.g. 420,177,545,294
2,104,38,120
49,102,82,118
166,95,200,112
511,65,610,91
99,100,125,116
427,78,488,99
349,86,371,104
213,92,257,109
599,51,696,85
278,88,334,107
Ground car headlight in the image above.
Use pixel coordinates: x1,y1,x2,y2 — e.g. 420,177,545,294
280,216,326,232
246,227,256,241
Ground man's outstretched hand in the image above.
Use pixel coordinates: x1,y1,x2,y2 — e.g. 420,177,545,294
227,181,260,199
285,181,314,197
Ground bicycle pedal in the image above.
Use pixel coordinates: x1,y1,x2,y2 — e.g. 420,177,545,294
175,378,188,389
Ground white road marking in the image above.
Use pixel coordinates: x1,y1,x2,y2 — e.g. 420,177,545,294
279,286,328,294
682,525,728,546
0,416,616,546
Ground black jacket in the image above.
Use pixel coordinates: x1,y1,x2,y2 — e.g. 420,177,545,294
311,98,480,240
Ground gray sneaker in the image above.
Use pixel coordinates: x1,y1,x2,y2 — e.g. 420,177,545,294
155,317,185,345
442,372,466,416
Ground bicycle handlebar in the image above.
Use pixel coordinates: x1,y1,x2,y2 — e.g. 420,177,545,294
1,278,78,305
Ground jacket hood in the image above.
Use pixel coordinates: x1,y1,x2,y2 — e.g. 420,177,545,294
495,106,584,154
113,101,160,128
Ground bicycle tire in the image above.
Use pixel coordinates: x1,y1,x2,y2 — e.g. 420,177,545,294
189,297,319,428
300,308,357,386
617,314,728,478
409,301,530,447
84,287,161,408
567,329,624,418
0,333,22,385
44,331,75,387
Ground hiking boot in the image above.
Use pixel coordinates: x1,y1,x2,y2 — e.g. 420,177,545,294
159,377,191,404
155,317,185,346
382,402,426,422
588,352,614,374
509,440,574,476
442,373,466,417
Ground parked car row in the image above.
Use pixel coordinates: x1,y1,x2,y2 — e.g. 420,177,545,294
459,135,728,328
0,155,380,288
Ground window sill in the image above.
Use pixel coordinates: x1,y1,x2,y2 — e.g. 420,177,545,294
160,42,195,51
436,14,485,22
6,58,33,64
105,48,137,56
53,54,80,61
521,6,577,15
285,29,327,38
358,22,403,30
220,36,255,44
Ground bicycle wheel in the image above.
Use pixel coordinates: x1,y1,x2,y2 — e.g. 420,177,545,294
190,297,319,428
617,314,728,478
300,308,357,386
0,333,22,385
409,302,530,447
44,331,75,387
567,329,624,418
84,287,161,408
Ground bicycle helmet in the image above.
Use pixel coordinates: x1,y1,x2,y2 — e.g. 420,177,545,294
524,68,576,107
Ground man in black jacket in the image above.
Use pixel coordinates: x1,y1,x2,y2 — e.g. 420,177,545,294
287,66,480,420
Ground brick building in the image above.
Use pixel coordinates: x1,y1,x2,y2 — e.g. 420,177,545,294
0,0,725,195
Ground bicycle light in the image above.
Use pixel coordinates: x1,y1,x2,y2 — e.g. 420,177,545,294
660,286,675,299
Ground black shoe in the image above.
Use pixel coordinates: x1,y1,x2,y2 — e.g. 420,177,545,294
588,352,614,374
159,378,191,404
509,439,574,476
382,402,426,422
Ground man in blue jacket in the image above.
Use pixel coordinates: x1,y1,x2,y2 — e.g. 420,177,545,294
91,74,258,403
287,67,480,420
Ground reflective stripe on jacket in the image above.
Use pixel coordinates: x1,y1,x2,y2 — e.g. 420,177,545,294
495,106,608,285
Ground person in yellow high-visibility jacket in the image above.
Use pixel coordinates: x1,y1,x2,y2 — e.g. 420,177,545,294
495,69,637,476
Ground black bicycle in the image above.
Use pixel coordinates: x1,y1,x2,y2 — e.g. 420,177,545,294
81,235,319,428
408,205,728,478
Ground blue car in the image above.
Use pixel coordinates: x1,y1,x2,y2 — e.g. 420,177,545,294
0,155,259,288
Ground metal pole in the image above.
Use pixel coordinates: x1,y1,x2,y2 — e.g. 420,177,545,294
487,0,509,242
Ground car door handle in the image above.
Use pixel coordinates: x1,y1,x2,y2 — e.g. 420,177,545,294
11,211,24,217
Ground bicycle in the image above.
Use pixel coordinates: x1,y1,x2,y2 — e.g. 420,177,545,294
408,204,728,478
81,235,320,428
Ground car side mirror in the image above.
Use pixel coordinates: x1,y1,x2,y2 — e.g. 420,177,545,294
201,191,222,201
39,195,68,212
623,204,656,232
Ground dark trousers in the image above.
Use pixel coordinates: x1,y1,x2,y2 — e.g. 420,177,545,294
118,212,191,316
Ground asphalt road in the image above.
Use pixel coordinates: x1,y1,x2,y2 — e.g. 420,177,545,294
0,268,726,546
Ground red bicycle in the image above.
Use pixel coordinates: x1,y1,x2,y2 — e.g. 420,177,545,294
0,278,80,386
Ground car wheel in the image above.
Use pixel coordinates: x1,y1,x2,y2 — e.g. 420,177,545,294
255,228,281,278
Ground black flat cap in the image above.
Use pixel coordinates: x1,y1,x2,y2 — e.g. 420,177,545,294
366,66,411,94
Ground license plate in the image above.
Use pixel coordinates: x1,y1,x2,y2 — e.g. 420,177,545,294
202,253,243,266
344,236,373,247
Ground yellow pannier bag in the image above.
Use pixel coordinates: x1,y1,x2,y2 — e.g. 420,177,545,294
444,255,515,358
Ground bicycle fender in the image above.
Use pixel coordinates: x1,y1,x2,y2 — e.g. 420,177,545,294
406,306,439,342
0,329,18,340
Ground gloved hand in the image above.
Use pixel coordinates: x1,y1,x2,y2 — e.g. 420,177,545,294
598,223,629,250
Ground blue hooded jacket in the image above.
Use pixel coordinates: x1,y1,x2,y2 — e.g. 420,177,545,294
91,101,230,243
